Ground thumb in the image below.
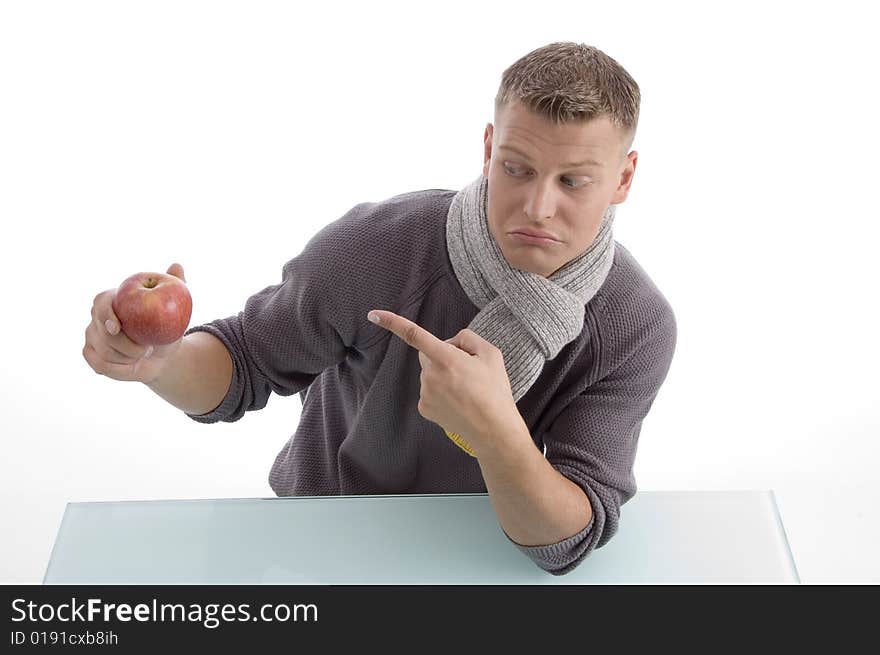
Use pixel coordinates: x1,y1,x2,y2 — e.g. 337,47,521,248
167,262,186,283
446,329,485,356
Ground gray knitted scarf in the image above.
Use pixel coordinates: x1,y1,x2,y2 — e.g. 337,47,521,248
446,173,616,403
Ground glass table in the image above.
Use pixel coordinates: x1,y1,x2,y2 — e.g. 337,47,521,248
43,490,799,584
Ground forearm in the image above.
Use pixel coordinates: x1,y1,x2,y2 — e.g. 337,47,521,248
145,331,234,415
476,415,593,547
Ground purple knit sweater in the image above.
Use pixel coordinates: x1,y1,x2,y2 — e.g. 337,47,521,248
184,187,676,575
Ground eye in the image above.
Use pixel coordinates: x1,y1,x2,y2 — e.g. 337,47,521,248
561,177,584,188
503,163,591,189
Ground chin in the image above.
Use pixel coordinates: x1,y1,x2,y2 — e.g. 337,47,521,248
505,251,555,277
493,226,556,275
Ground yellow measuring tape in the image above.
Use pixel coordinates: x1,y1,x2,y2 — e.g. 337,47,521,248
444,429,477,457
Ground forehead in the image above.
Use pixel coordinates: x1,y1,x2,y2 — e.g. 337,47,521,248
495,101,619,166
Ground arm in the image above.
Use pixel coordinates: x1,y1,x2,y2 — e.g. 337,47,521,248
479,296,677,574
171,200,409,426
477,414,593,547
367,284,675,574
144,330,233,416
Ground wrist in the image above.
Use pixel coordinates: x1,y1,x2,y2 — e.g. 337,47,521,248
473,410,533,464
143,337,185,388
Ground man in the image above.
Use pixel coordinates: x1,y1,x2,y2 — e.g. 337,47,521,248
83,42,676,575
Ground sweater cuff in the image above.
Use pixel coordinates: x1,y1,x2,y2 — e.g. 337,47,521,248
503,517,594,570
182,324,240,424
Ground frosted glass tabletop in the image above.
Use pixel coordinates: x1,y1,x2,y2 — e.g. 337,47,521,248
44,490,799,584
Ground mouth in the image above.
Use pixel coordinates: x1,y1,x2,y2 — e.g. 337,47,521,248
508,230,561,246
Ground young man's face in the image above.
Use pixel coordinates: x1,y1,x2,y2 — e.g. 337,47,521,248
482,101,638,278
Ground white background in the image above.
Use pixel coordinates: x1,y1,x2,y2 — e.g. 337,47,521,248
1,0,877,584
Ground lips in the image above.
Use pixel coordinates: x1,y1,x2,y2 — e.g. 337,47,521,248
509,228,560,242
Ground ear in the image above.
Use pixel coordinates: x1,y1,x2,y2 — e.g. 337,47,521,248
610,150,638,205
483,123,494,177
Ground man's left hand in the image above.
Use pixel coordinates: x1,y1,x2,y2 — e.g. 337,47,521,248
367,309,523,456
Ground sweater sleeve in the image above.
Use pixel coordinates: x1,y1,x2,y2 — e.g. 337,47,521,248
183,222,359,424
507,293,677,575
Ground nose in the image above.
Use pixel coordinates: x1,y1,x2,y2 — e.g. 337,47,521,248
524,176,557,222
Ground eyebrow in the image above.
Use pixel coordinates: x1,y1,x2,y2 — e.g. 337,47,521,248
497,144,603,169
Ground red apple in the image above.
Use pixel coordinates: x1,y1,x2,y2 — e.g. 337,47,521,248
111,272,193,346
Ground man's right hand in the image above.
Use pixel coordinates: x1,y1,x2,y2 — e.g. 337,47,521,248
83,263,188,384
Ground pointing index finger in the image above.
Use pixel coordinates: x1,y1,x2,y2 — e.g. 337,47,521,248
368,310,450,363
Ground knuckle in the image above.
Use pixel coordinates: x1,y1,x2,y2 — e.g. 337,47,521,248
82,345,102,374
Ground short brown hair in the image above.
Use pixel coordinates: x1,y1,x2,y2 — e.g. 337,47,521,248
494,42,640,161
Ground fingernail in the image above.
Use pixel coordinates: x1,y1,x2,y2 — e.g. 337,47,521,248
367,312,380,325
144,346,154,359
105,319,117,334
